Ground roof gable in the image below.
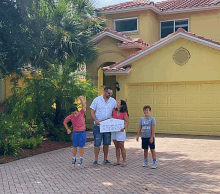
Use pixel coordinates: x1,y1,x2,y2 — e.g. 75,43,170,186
103,28,220,74
92,27,133,43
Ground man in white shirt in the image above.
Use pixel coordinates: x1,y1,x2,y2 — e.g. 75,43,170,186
90,86,117,166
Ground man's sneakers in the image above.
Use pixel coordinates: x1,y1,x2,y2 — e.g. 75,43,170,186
93,160,111,166
93,160,98,166
104,160,111,165
78,157,83,166
72,157,76,165
142,158,148,167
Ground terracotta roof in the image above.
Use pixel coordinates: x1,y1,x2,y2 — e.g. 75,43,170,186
93,27,133,41
103,28,220,72
98,0,220,12
156,0,220,11
92,27,147,49
102,66,132,75
118,38,148,49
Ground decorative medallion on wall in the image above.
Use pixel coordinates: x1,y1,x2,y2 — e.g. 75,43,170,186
173,47,191,66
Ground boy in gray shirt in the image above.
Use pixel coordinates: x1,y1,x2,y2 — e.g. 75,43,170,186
136,105,157,169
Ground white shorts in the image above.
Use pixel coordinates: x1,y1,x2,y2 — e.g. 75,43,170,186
111,131,126,141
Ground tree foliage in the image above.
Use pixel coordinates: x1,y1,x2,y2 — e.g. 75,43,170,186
0,0,105,75
1,0,105,139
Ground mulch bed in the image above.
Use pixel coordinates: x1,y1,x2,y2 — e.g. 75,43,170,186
0,137,94,164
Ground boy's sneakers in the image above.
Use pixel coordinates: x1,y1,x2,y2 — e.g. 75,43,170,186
104,160,111,165
72,157,76,165
78,157,83,166
93,161,98,166
151,162,157,169
142,158,148,167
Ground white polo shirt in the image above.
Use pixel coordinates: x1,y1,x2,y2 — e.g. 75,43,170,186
90,95,117,123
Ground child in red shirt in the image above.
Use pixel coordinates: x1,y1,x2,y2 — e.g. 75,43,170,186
63,96,86,166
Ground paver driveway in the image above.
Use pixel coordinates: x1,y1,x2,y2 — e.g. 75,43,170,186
0,133,220,194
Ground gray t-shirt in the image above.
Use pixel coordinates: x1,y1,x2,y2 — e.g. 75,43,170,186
139,116,156,138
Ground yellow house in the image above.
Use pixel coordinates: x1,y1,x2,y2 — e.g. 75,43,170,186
86,0,220,136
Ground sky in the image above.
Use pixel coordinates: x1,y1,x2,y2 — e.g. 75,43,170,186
93,0,163,8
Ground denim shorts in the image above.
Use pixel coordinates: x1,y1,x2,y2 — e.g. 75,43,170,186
142,137,155,150
72,131,86,147
93,125,111,147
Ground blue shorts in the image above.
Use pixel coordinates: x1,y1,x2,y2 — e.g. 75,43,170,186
93,125,111,147
72,131,86,147
142,137,155,150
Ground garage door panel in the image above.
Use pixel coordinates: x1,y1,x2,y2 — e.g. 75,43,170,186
184,123,198,133
129,109,142,117
170,110,182,118
185,111,198,119
216,97,220,104
127,82,220,136
216,125,220,135
155,85,168,92
155,96,168,105
215,111,220,118
129,85,141,93
200,124,213,134
142,96,154,104
200,111,213,118
170,123,182,132
185,96,198,105
200,83,214,91
170,84,184,92
216,84,220,91
156,123,168,133
129,97,141,105
185,84,198,92
200,96,214,105
143,85,154,93
169,96,182,105
155,110,168,119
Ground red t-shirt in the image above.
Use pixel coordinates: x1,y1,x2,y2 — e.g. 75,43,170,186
64,109,86,131
112,109,127,120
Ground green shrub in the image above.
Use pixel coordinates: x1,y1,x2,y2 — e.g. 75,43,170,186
20,136,43,150
48,127,72,142
0,113,28,140
0,136,19,156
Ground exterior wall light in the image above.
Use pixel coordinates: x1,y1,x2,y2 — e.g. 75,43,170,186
116,82,120,91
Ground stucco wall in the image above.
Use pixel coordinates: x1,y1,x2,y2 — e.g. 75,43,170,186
116,38,220,100
104,9,220,44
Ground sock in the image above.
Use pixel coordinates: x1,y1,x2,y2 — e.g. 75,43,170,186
73,157,76,160
153,159,156,163
80,157,83,159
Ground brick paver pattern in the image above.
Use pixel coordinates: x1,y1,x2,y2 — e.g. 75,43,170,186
0,134,220,194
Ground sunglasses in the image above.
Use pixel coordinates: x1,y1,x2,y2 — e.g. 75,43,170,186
106,91,113,96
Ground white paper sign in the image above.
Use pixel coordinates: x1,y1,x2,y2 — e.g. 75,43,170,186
100,118,124,133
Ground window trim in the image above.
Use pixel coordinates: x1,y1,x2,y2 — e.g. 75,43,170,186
160,18,189,39
114,17,138,34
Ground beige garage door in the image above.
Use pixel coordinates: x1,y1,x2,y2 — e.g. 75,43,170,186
127,81,220,136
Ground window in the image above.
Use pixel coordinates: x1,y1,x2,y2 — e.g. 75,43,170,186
114,17,138,33
161,19,189,39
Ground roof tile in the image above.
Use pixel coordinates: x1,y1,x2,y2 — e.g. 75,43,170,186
98,0,220,12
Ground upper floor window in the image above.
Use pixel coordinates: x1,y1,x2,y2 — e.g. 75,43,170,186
161,19,189,39
114,17,138,33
